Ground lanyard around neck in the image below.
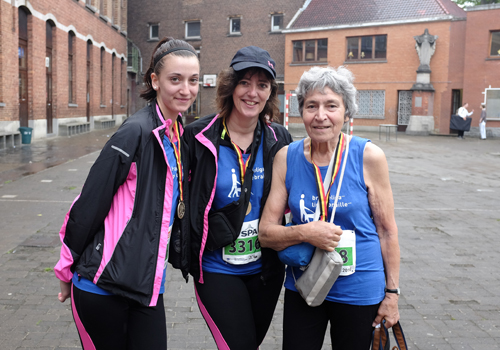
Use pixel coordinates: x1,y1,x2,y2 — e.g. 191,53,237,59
156,104,184,204
310,133,345,222
222,118,252,186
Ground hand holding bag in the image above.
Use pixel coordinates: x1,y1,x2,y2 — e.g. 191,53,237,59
371,320,408,350
294,134,350,307
277,223,315,267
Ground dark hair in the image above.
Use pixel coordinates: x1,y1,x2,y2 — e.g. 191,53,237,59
215,67,279,123
140,37,198,101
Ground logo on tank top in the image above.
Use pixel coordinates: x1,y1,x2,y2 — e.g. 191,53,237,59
300,194,315,223
228,168,241,198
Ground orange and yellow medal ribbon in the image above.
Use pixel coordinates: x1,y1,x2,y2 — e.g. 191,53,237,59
171,119,185,219
156,102,185,219
310,133,345,222
222,118,251,186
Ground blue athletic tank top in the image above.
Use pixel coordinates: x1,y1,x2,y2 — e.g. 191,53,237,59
284,136,385,305
73,133,180,295
202,136,265,275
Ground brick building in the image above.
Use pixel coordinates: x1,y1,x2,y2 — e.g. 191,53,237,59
282,0,500,136
127,0,304,120
463,3,500,137
0,0,128,141
282,0,468,134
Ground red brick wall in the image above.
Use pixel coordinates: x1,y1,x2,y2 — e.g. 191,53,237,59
463,7,500,129
284,20,466,133
0,0,127,136
439,20,466,133
0,2,19,121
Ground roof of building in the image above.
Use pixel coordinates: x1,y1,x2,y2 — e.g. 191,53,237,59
289,0,466,30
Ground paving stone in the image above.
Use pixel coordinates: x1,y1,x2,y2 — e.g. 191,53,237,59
1,130,499,348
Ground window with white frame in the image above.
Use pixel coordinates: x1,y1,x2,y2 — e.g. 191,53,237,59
356,90,385,118
149,24,159,40
185,21,201,39
289,92,300,117
230,17,241,35
271,14,283,32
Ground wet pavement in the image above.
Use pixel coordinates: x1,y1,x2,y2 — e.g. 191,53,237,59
0,126,499,349
0,129,117,185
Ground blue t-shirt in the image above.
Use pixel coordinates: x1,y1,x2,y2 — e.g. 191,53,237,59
202,136,265,275
284,137,385,305
73,133,180,295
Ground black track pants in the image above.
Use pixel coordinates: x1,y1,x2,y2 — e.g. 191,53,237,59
71,285,167,350
194,271,284,350
283,289,380,350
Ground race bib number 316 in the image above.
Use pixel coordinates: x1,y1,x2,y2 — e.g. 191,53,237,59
223,219,261,265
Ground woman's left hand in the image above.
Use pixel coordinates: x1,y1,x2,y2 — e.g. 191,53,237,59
58,280,72,303
372,294,400,328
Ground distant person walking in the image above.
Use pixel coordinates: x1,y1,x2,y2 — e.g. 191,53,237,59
54,37,199,349
457,103,474,139
479,104,487,140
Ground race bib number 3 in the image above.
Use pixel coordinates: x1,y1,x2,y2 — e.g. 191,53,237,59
223,219,261,265
335,230,356,276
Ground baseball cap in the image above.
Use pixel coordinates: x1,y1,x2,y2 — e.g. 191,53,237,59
230,46,276,79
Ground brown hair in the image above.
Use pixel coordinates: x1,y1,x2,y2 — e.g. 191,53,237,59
140,37,198,102
215,67,280,123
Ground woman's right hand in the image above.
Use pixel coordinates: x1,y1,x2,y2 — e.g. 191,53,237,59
58,281,72,303
304,221,343,251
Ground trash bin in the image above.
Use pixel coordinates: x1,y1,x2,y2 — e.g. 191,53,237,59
18,126,33,144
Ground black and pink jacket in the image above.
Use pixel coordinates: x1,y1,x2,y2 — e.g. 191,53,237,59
182,114,293,284
55,101,185,307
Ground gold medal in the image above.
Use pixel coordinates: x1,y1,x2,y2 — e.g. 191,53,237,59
177,201,185,219
246,202,252,216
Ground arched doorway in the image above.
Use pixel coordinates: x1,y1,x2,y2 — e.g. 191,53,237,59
87,40,92,122
112,53,115,119
18,7,30,127
46,20,55,133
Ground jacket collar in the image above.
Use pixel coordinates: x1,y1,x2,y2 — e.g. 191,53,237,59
151,99,185,137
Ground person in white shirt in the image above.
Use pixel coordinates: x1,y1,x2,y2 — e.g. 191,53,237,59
479,104,487,140
457,103,474,139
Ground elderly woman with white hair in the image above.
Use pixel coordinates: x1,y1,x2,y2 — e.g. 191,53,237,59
259,66,400,349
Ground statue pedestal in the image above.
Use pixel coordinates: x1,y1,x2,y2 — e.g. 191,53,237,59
406,115,435,136
406,90,435,135
411,72,434,91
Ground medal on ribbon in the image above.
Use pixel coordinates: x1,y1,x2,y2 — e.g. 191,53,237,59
171,120,185,219
156,103,185,219
310,133,345,222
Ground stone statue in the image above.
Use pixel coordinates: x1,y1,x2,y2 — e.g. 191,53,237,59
414,29,438,73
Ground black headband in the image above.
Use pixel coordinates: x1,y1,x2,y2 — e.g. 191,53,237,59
153,47,197,67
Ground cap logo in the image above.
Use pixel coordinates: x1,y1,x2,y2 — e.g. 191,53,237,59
268,61,274,69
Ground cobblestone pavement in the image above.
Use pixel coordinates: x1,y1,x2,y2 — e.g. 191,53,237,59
0,127,499,349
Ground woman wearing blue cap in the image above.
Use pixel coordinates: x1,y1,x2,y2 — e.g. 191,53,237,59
181,46,293,349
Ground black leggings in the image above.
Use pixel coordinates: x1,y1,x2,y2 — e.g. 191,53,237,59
71,285,166,350
194,271,284,350
283,289,380,350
